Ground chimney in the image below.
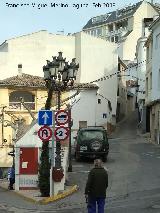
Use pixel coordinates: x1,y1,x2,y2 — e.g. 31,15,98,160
18,64,22,76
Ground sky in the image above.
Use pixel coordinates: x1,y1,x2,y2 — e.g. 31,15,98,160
0,0,152,44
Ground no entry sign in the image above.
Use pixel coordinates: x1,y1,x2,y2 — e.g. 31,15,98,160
38,126,52,141
54,126,69,141
55,110,69,125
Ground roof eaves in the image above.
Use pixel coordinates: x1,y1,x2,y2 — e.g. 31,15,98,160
0,40,7,47
72,83,99,90
83,15,133,30
149,16,160,30
118,57,128,68
147,98,160,106
0,84,46,89
6,30,48,42
148,2,160,15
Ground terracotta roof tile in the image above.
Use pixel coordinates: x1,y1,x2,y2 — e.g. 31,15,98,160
0,73,98,89
0,73,45,88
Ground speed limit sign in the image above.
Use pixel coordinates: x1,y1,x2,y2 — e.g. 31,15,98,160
54,126,69,141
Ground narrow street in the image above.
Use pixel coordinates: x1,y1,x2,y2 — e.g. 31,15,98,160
1,110,160,212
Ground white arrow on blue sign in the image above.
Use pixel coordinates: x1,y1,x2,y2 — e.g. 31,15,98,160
38,110,53,126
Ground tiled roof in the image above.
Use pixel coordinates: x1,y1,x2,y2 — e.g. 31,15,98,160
73,83,98,89
0,73,98,89
0,73,46,88
149,15,160,30
83,1,142,30
121,30,132,39
149,2,160,14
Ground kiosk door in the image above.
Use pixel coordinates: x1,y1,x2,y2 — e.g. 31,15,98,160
19,148,38,174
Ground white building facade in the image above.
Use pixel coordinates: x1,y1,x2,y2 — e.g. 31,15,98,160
135,37,148,132
0,31,118,129
75,32,118,126
83,1,160,61
145,17,160,144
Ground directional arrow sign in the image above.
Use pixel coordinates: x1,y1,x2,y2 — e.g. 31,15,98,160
38,110,53,126
54,126,69,141
42,112,49,125
38,126,52,141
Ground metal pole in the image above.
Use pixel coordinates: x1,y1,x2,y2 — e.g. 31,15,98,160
50,118,55,196
68,107,72,172
1,107,5,145
55,90,61,168
57,90,61,110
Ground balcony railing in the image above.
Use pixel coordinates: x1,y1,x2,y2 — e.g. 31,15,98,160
9,102,35,111
106,28,127,37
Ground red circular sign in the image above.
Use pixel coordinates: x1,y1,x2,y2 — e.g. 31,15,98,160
54,126,69,141
38,126,52,141
55,110,69,125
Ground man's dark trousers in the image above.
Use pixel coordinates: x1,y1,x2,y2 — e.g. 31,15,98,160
88,197,105,213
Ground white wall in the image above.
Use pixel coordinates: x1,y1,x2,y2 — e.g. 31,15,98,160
118,1,159,61
0,30,118,127
70,89,97,129
69,89,97,143
75,32,118,124
152,20,160,101
0,31,75,79
136,37,147,102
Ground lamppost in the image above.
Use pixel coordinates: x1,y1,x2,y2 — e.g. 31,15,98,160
43,52,79,170
67,104,72,172
0,106,7,146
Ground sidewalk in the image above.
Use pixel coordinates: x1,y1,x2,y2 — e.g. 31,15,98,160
0,178,78,204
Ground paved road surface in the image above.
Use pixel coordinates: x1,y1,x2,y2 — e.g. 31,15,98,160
1,111,160,212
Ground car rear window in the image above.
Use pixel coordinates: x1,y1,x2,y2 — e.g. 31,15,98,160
79,130,104,141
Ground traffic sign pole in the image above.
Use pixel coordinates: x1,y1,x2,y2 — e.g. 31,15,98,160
50,114,55,196
55,90,61,169
67,107,72,172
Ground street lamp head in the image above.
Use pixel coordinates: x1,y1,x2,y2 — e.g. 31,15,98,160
43,65,50,80
49,59,59,79
74,64,79,79
57,52,66,72
62,62,69,82
46,60,51,65
43,53,79,90
68,58,79,80
52,56,58,64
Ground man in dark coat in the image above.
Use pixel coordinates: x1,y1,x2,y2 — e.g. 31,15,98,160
85,159,108,213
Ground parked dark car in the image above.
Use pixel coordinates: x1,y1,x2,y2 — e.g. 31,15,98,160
74,126,109,162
